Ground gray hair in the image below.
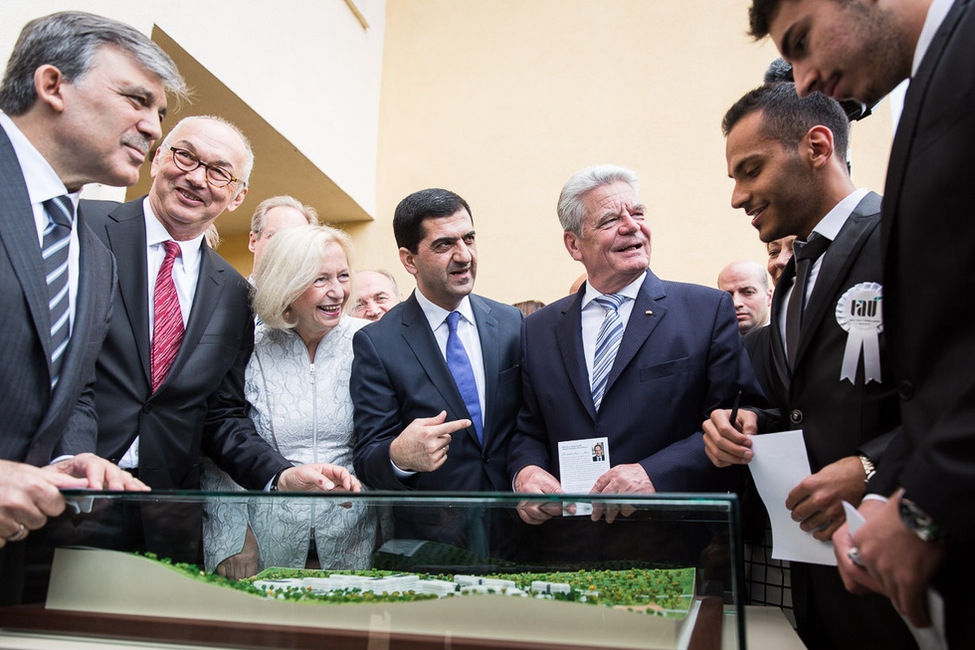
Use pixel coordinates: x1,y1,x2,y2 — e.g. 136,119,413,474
557,165,640,236
250,195,319,234
252,224,356,330
161,115,254,195
0,11,187,115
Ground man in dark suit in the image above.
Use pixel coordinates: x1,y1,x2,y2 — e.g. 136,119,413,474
0,11,183,556
748,1,975,646
70,115,357,558
706,82,913,650
352,188,522,549
507,164,759,522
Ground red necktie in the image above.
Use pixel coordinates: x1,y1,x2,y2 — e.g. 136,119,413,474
151,241,184,392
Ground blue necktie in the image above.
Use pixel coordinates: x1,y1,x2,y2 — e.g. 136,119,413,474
42,196,73,391
445,311,483,442
591,294,627,411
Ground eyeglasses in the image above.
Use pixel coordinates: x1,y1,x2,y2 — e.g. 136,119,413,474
163,144,241,188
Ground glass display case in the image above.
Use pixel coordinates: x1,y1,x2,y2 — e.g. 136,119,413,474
0,490,747,650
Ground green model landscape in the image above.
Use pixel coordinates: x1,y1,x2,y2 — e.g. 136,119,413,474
141,553,695,616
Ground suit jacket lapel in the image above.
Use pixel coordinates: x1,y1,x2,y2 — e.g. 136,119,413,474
603,271,666,397
795,192,882,366
0,126,54,373
105,201,152,385
882,0,969,254
554,291,596,420
471,295,499,446
400,294,472,435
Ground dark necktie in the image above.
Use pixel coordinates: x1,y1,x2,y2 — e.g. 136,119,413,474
42,196,74,391
151,241,184,392
591,293,627,411
445,311,483,442
785,233,830,368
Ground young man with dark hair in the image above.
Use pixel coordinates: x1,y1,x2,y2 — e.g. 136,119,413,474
744,0,975,644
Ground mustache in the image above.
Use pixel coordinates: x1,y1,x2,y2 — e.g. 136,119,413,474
122,134,152,156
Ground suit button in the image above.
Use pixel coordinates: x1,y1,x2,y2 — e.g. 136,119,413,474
143,403,153,413
899,381,914,400
789,409,803,425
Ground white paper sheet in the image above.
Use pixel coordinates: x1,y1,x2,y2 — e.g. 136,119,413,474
747,430,836,566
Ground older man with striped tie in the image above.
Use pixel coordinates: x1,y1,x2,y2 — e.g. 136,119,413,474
508,164,761,527
0,11,187,569
0,10,187,605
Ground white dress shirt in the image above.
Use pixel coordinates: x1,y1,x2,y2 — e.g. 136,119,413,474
580,271,646,389
118,199,205,469
777,188,869,344
913,0,956,77
390,289,486,477
0,113,81,332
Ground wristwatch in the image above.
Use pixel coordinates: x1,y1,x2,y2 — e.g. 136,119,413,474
899,496,946,543
858,455,876,483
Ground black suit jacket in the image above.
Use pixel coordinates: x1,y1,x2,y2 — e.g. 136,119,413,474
0,124,115,465
873,0,975,544
351,292,522,493
872,2,975,642
758,192,899,471
507,271,760,492
747,193,914,648
80,198,289,490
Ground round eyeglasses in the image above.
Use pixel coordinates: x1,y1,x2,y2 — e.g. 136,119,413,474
163,144,241,188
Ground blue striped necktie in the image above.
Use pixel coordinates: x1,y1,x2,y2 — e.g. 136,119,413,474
591,293,627,411
42,196,73,391
445,311,483,442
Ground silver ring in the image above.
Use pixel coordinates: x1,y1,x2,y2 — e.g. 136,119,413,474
847,546,864,567
8,523,27,542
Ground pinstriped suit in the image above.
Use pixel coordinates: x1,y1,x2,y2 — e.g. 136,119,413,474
0,123,115,466
0,123,115,604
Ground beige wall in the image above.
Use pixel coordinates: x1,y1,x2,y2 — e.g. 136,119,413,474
2,1,894,303
368,0,894,305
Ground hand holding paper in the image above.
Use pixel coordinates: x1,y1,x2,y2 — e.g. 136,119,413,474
747,430,836,565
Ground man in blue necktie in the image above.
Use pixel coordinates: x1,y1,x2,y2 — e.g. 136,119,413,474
508,165,760,525
351,188,523,551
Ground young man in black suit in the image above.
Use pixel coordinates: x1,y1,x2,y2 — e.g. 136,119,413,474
745,0,975,645
707,82,913,650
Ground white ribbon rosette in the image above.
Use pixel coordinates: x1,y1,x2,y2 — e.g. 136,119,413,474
835,282,883,384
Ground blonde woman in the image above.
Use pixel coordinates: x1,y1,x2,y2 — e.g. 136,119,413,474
203,224,377,578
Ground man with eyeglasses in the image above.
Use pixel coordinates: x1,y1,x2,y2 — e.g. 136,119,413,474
64,115,358,562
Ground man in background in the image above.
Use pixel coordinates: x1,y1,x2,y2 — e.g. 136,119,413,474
352,269,402,321
248,194,318,274
766,236,795,286
717,260,771,336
